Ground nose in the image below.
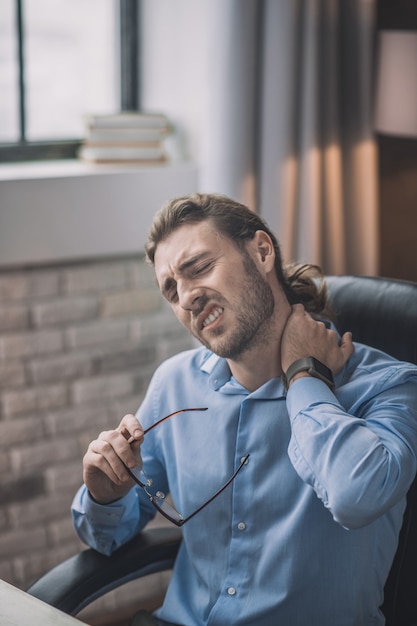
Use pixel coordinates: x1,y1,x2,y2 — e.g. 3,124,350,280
177,280,202,311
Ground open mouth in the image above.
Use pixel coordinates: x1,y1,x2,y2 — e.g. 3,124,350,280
202,306,224,329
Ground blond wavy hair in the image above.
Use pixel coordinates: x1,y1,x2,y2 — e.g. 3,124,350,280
146,193,333,318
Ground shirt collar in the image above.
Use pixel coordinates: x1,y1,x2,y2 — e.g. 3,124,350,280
200,350,286,399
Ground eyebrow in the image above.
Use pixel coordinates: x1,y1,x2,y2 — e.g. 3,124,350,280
178,251,210,273
160,251,212,298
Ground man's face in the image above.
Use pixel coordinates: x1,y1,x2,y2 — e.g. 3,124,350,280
154,220,275,360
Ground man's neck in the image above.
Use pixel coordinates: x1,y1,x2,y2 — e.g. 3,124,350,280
227,357,280,392
227,298,291,392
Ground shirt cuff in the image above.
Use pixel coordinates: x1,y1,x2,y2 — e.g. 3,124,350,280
286,376,339,419
83,487,136,527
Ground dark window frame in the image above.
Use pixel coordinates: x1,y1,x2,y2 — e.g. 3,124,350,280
0,0,140,163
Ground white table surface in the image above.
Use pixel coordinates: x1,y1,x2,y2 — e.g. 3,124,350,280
0,579,88,626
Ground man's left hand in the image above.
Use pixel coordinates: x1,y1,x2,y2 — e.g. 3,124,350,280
281,304,354,376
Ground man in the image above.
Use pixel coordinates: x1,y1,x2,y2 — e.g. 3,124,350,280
72,193,417,626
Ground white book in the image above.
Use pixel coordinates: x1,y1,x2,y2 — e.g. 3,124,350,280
78,144,166,162
86,127,166,143
84,112,169,130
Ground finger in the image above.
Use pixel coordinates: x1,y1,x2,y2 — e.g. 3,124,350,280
97,430,140,470
117,414,144,444
291,303,305,315
340,331,355,359
332,340,354,376
84,443,131,487
117,415,144,449
90,437,137,481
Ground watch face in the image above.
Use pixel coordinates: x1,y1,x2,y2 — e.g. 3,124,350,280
312,358,330,377
311,358,334,387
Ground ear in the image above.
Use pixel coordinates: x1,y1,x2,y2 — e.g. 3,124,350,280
251,230,275,271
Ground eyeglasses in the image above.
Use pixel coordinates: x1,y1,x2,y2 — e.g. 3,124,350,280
125,408,250,527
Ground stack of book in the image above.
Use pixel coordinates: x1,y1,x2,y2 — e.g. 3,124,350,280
78,112,170,164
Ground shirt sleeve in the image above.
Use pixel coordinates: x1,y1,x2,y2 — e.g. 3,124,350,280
71,482,157,556
286,364,417,529
70,367,170,555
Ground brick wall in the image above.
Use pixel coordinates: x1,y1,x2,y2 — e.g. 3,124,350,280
0,254,194,624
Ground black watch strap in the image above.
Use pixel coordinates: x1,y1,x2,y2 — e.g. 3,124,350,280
284,356,334,391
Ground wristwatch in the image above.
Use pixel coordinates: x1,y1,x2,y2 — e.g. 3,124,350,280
284,356,334,390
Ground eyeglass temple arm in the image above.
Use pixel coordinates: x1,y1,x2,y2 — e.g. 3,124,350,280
179,453,251,525
127,453,251,527
143,407,208,434
125,407,209,482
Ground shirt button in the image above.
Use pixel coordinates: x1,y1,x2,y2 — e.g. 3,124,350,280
237,522,246,531
227,587,237,596
240,456,249,465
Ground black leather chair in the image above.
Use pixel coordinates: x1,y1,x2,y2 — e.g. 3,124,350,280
27,275,417,625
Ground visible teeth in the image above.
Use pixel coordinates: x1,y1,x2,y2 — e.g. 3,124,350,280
203,307,223,327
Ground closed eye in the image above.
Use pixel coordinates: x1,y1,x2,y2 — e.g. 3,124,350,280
167,286,178,303
161,278,178,303
192,261,212,276
160,255,216,303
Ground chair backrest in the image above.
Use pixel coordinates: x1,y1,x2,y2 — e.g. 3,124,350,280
326,275,417,626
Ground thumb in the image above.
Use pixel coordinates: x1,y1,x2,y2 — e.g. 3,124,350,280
340,331,354,360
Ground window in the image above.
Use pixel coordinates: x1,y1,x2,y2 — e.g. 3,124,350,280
0,0,139,162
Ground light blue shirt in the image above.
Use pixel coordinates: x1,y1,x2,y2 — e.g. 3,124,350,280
72,340,417,626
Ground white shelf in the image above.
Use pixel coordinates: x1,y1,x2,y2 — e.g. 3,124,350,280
0,160,198,267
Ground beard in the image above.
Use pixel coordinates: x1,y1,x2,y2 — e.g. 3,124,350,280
193,252,275,360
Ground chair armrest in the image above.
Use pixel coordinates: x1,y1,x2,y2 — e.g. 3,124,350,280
26,526,182,616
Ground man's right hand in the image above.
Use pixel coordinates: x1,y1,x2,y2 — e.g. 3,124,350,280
82,414,145,504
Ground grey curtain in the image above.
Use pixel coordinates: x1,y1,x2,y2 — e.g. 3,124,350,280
141,0,378,275
257,0,378,274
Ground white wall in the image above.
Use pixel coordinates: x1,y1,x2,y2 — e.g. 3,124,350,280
140,0,258,205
